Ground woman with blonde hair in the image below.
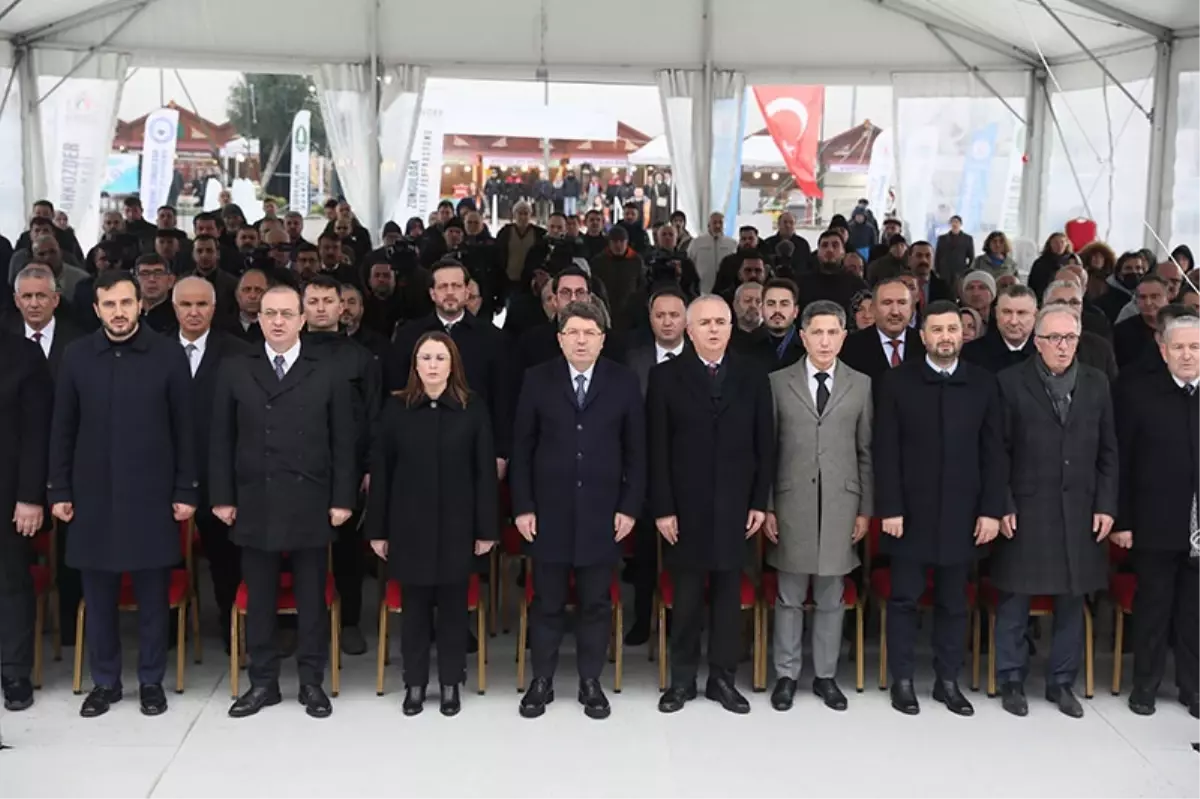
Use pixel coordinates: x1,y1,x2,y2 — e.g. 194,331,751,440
367,331,498,717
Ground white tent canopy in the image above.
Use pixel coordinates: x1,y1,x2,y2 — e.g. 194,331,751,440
0,0,1196,252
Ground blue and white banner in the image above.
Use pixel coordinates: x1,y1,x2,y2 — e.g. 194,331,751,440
289,110,312,214
102,153,140,194
138,107,180,214
957,122,998,235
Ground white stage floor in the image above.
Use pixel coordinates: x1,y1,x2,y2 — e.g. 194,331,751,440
2,597,1197,798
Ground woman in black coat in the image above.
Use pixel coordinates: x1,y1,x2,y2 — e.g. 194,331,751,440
367,331,498,717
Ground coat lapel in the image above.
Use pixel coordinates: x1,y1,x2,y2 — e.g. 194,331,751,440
580,359,610,410
786,359,818,420
250,350,316,399
1019,358,1061,424
822,363,853,417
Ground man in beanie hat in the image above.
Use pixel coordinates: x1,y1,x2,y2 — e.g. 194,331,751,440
961,270,997,328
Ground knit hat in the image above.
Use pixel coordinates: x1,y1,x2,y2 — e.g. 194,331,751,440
962,269,997,296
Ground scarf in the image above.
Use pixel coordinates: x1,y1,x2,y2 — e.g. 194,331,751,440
1035,357,1077,424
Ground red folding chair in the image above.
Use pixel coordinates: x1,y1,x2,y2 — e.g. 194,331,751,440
229,547,341,698
866,521,981,692
1107,542,1135,695
375,574,487,696
516,566,624,692
73,521,198,694
757,570,864,693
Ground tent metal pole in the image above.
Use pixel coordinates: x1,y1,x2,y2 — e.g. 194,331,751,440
700,0,714,220
15,0,148,45
1034,0,1152,120
0,47,19,122
37,2,147,106
1019,70,1050,241
368,0,381,238
1042,80,1093,220
0,0,26,26
867,0,1042,68
1143,40,1173,252
1058,0,1171,41
927,26,1026,124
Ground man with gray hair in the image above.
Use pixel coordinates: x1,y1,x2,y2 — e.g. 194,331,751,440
765,299,873,713
9,264,85,377
1043,280,1118,381
991,303,1118,719
1114,314,1199,718
962,284,1037,374
496,200,545,294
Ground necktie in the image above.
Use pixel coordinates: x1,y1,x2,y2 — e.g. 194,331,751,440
444,323,454,335
185,343,198,372
1187,384,1197,397
707,362,720,380
664,351,676,361
31,331,42,344
815,372,830,415
274,354,287,381
889,339,902,368
574,374,587,408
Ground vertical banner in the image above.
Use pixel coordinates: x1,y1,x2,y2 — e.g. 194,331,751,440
712,92,748,236
956,122,998,234
138,107,180,215
752,85,825,198
38,76,125,248
1000,122,1026,235
289,109,312,214
864,127,894,216
393,107,445,226
897,125,939,243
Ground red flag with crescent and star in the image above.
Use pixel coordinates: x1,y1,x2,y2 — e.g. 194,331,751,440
753,85,825,198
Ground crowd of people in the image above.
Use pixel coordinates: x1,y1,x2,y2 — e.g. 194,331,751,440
0,193,1196,729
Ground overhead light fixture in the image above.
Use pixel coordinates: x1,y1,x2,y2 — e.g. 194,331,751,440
753,171,762,179
771,172,780,180
443,166,452,174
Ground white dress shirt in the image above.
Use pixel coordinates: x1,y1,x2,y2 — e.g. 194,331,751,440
698,354,724,371
656,342,684,364
438,312,466,332
266,340,302,375
180,329,210,377
877,326,907,362
25,316,54,359
1004,337,1029,352
926,355,959,376
806,359,836,406
1172,374,1200,393
569,363,596,396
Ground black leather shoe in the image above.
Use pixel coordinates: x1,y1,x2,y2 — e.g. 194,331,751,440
1,677,34,712
932,680,974,717
439,684,461,717
705,675,750,715
402,686,426,716
770,677,797,711
1045,684,1083,718
578,678,611,720
658,681,697,713
139,684,168,716
1180,691,1199,719
80,684,122,718
519,677,554,718
813,678,848,711
298,684,332,718
623,622,651,648
228,684,282,718
1001,682,1028,717
889,679,920,715
1128,687,1156,716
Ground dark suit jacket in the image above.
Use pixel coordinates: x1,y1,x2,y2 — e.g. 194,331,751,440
625,342,693,398
510,357,646,567
736,326,806,374
188,330,252,508
1113,316,1158,368
647,351,775,570
962,328,1035,374
209,347,357,552
840,325,926,381
0,331,53,518
3,311,84,379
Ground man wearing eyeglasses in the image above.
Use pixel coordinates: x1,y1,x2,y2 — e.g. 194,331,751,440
135,254,178,334
991,304,1118,719
513,266,616,380
1042,281,1118,381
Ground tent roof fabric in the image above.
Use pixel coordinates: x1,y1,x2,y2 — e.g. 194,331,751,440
3,0,1197,81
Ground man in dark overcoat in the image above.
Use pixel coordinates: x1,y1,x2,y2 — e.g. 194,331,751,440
992,304,1118,719
209,284,357,720
48,270,197,719
648,295,774,715
510,301,646,721
840,277,925,380
1114,315,1199,718
0,330,52,711
173,276,251,652
873,300,1006,716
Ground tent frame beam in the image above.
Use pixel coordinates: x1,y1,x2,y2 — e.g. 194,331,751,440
1059,0,1172,41
1035,0,1152,120
14,0,150,45
866,0,1043,68
1143,39,1172,250
927,25,1026,124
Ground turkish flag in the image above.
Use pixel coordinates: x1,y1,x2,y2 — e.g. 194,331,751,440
753,86,825,199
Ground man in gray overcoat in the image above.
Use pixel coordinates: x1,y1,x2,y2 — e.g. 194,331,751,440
765,300,873,712
992,304,1118,719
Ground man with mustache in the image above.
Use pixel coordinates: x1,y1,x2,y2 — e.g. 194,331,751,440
840,277,926,379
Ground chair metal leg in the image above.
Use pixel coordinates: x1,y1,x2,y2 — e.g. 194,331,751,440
878,603,888,690
499,555,509,635
331,600,341,697
855,602,865,693
72,601,86,695
516,597,528,692
987,610,997,697
176,604,187,694
190,597,203,664
488,551,498,637
752,603,765,692
33,593,45,689
477,599,487,695
238,614,247,670
1084,603,1094,699
971,607,981,692
229,607,239,698
376,602,388,697
657,603,668,692
1111,610,1124,696
613,601,624,693
648,595,658,662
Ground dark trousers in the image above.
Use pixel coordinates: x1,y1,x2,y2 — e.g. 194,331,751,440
0,529,34,680
331,508,364,627
886,559,969,682
242,547,328,688
400,582,468,688
629,519,657,632
996,591,1085,687
530,562,611,682
56,521,82,640
194,509,241,646
1132,550,1199,696
81,568,170,688
670,568,742,685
